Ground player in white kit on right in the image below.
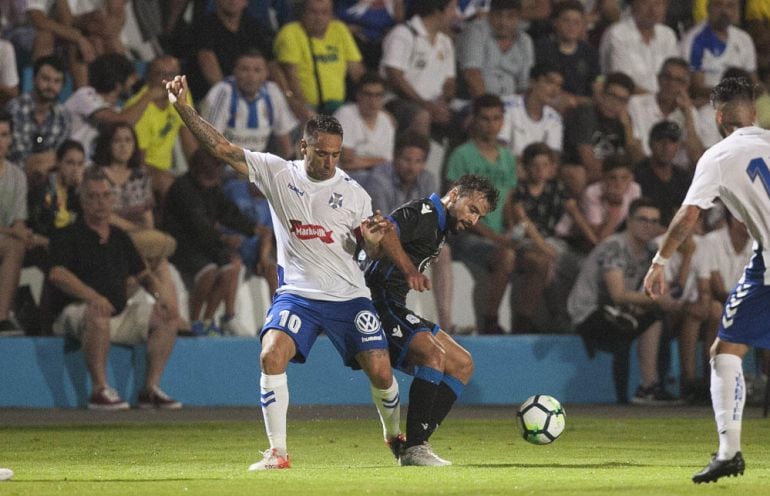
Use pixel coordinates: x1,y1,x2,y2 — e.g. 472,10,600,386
644,77,770,484
166,75,402,471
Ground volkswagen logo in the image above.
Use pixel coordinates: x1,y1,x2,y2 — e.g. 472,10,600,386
355,311,381,335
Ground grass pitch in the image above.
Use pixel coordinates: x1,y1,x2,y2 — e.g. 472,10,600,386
1,406,770,496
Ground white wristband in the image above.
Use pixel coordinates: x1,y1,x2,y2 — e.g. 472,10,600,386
652,252,669,266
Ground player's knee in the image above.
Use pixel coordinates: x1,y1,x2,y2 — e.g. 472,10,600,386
448,349,474,383
260,335,293,374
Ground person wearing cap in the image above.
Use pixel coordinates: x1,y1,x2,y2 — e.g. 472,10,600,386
633,120,692,226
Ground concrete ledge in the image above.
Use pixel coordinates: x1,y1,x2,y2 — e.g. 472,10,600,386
0,335,668,408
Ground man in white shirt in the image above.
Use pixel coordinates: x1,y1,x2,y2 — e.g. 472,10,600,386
498,62,563,158
380,0,457,136
628,57,706,170
333,72,396,184
599,0,678,93
645,77,769,483
167,74,402,471
680,0,757,97
202,49,297,158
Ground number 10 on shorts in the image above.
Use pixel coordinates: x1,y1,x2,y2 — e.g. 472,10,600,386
279,310,302,333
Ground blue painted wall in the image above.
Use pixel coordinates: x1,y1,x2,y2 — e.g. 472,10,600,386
0,335,679,408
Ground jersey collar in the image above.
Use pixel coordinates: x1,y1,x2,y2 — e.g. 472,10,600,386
429,193,446,232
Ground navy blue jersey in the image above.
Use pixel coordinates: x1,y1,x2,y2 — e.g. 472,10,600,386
365,193,448,303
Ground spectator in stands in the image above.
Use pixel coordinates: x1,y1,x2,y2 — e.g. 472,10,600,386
628,57,706,170
458,0,533,100
26,0,127,88
7,56,70,186
164,149,262,336
65,53,165,160
510,142,597,332
333,72,395,183
220,178,277,296
633,121,691,227
0,38,19,107
498,62,563,160
562,71,643,195
125,55,198,199
599,0,678,94
335,0,405,70
446,94,517,333
681,0,757,102
567,197,682,404
48,168,183,410
380,0,457,137
0,110,33,333
275,0,365,120
678,210,752,403
201,49,297,159
188,0,275,101
580,153,642,243
535,0,599,110
27,140,86,241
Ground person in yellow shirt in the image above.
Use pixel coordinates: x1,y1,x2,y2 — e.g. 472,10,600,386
274,0,364,121
125,55,198,199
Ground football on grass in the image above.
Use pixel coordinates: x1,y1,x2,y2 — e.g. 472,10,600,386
516,394,566,445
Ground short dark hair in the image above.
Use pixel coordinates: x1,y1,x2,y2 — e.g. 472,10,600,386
394,130,430,158
411,0,454,17
234,48,266,66
79,167,111,198
551,0,584,19
490,0,521,11
472,93,504,116
0,109,13,130
89,53,135,93
521,142,554,167
711,77,756,107
628,197,659,218
92,123,142,170
722,67,752,82
33,55,66,78
604,72,635,94
304,114,344,141
452,174,500,213
530,62,562,81
660,57,691,76
56,139,85,161
602,153,633,174
355,72,385,93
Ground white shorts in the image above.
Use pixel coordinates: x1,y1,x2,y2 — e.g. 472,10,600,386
53,296,155,345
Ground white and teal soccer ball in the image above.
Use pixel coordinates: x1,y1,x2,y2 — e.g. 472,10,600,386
516,394,566,445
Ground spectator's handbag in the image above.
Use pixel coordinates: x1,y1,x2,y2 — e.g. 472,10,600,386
128,229,177,266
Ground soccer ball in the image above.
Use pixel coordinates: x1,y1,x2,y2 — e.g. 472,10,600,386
516,394,566,445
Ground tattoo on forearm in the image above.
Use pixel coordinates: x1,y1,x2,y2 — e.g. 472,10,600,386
175,103,225,153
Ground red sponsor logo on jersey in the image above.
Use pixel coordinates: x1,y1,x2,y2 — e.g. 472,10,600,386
289,220,335,244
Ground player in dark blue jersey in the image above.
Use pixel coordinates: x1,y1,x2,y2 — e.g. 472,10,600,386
364,174,499,466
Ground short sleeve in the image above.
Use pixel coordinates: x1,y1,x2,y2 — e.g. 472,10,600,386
266,82,298,135
274,24,305,65
389,203,424,244
599,239,627,273
201,82,232,133
683,152,721,209
380,25,413,72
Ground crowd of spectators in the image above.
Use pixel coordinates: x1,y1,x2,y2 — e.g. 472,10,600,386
2,0,770,405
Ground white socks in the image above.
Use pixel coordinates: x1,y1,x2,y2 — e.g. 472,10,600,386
710,354,745,460
371,379,401,440
260,373,289,451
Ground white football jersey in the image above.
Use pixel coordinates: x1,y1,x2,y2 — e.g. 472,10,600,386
684,126,770,284
245,151,373,301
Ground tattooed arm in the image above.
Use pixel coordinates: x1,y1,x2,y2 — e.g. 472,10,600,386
166,75,248,177
643,204,701,299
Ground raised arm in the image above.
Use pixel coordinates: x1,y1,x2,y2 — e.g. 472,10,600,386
165,75,248,176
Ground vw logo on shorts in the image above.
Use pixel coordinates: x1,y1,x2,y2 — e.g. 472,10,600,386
355,311,381,335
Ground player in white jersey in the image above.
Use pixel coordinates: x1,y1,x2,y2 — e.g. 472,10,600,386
166,75,402,470
644,78,768,484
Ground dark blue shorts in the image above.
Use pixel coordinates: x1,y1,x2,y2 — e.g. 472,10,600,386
718,280,770,350
260,293,388,369
373,298,439,376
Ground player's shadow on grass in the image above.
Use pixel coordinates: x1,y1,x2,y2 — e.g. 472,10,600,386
463,461,654,469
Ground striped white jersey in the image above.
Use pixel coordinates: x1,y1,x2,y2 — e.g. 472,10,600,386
684,126,770,285
245,151,373,301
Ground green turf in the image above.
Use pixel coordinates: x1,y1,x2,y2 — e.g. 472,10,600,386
2,414,769,495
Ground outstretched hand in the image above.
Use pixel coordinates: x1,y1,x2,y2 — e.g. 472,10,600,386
165,75,188,105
